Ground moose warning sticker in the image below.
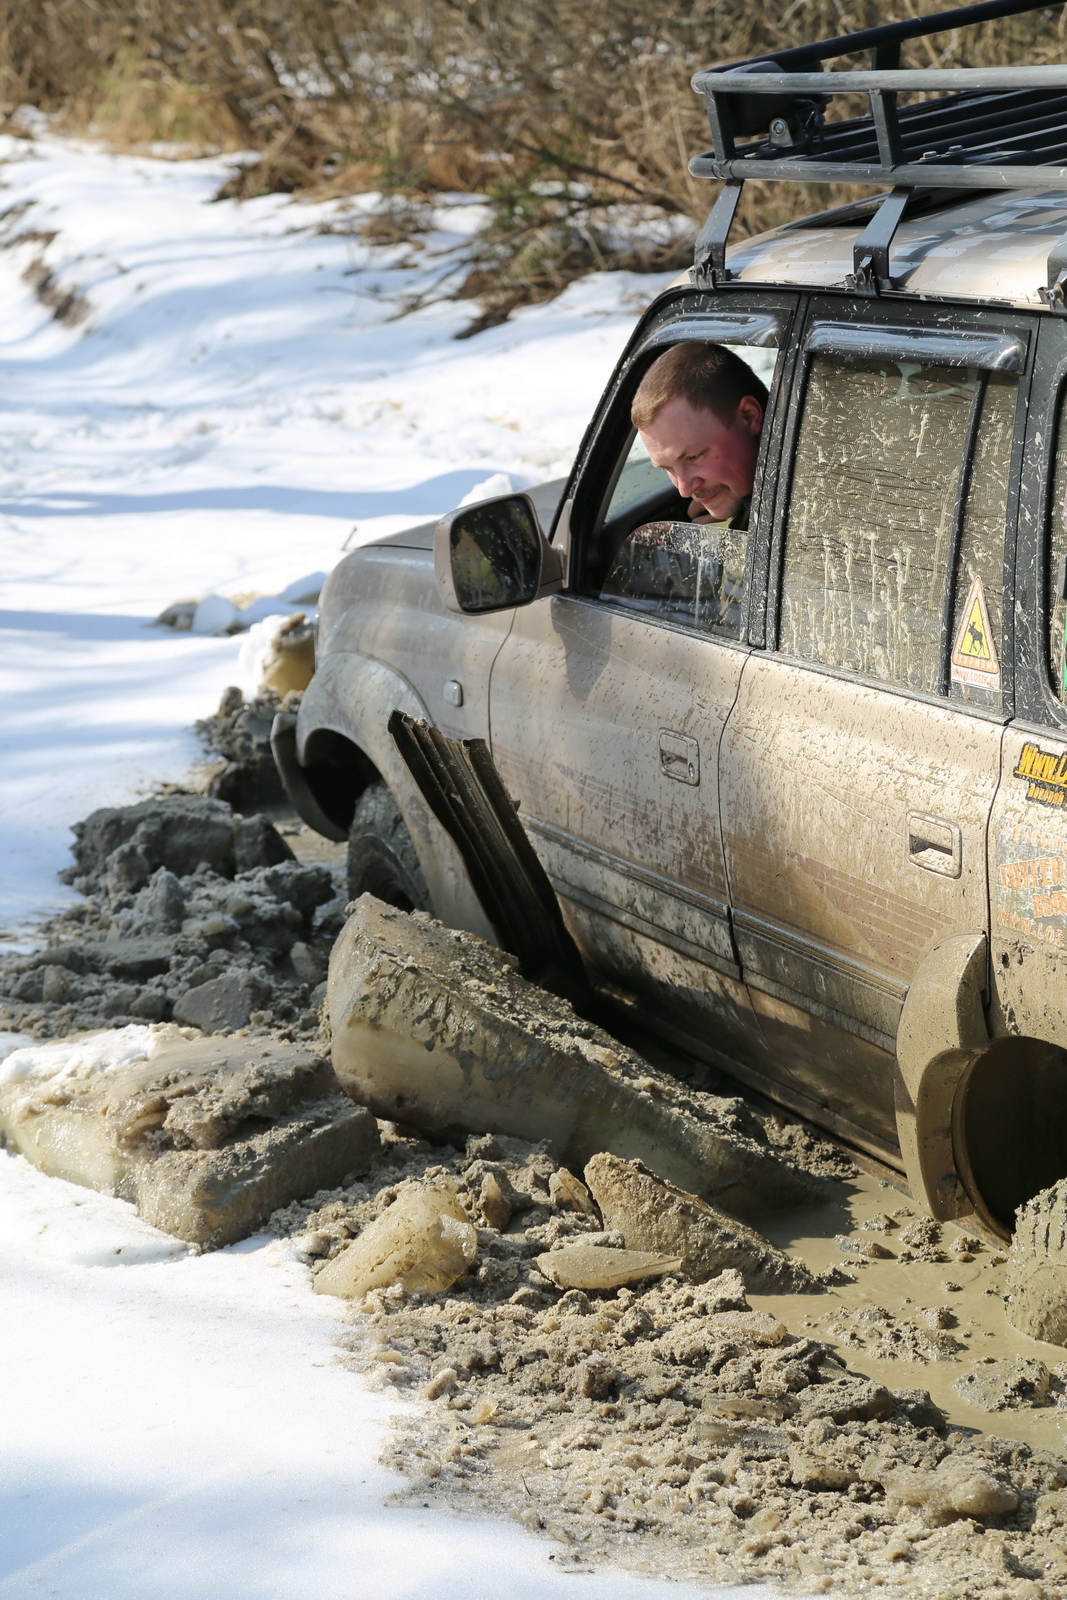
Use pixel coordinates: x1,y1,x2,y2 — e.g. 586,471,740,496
950,574,1000,692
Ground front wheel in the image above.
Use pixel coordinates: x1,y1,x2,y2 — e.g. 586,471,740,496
346,781,430,914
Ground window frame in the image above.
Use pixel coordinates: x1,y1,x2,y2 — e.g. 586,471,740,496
1016,317,1067,732
765,295,1033,721
558,286,802,649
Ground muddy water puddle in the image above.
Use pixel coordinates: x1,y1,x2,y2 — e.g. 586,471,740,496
754,1170,1067,1452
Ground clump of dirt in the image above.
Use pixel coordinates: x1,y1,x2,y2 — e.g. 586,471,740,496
954,1359,1062,1413
761,1113,858,1183
0,793,345,1041
821,1303,965,1363
268,1128,1067,1597
195,686,299,814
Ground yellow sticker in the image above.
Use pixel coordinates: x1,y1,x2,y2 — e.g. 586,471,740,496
950,574,1000,691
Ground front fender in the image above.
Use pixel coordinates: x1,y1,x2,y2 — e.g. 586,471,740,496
296,650,495,941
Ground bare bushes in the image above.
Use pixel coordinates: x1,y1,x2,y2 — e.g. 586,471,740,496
3,3,1066,323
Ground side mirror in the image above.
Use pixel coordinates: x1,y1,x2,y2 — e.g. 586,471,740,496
434,492,564,614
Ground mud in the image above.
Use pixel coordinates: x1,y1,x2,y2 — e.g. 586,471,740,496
0,794,346,1043
268,1128,1067,1597
1008,1178,1067,1347
7,742,1067,1590
195,686,300,814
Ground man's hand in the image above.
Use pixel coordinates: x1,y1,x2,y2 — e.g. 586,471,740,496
688,498,714,525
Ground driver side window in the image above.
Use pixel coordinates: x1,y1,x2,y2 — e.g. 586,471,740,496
592,339,777,642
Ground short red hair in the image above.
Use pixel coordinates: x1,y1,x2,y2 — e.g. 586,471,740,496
632,341,767,430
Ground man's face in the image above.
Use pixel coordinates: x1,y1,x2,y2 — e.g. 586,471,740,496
638,394,763,524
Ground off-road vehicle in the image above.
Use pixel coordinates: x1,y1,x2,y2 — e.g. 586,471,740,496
275,0,1067,1241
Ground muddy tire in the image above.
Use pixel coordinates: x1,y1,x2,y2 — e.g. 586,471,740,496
1006,1178,1067,1347
346,782,429,914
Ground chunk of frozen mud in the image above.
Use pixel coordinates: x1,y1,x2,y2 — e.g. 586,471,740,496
796,1376,895,1423
953,1357,1052,1411
62,793,293,893
536,1244,683,1291
1,794,337,1041
99,939,175,979
584,1152,820,1292
879,1457,1019,1523
313,1176,476,1299
327,897,822,1218
172,971,272,1033
1007,1176,1067,1347
0,1030,378,1247
196,688,294,814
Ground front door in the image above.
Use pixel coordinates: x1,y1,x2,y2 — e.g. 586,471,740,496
489,299,795,1070
718,302,1028,1156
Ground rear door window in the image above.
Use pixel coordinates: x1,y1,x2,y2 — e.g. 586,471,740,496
778,348,1017,707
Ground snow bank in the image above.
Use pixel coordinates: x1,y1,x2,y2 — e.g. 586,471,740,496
0,132,678,934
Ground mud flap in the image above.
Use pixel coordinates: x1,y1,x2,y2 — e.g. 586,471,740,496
387,711,590,1003
894,931,989,1223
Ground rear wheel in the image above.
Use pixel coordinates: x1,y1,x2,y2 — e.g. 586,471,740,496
954,1036,1067,1236
346,782,430,913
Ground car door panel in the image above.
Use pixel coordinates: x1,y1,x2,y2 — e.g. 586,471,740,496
491,593,743,981
721,659,1003,1148
718,301,1027,1152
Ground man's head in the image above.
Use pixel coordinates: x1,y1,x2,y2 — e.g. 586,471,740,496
632,342,767,524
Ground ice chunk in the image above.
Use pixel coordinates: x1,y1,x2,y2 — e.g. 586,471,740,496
536,1244,682,1290
314,1178,478,1299
190,594,239,635
881,1460,1019,1523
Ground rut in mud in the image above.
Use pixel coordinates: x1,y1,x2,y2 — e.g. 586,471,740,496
270,1125,1067,1600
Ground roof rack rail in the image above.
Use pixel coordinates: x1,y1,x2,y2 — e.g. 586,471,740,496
689,0,1067,298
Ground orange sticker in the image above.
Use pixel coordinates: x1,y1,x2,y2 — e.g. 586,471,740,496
950,574,1000,691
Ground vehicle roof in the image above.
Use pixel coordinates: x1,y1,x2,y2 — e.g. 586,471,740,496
724,187,1067,307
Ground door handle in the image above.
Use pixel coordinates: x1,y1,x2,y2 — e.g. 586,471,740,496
659,730,700,785
907,812,962,878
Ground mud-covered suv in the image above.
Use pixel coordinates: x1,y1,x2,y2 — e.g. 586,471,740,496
275,1,1067,1240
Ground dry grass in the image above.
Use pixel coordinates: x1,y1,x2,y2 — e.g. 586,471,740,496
2,2,1065,322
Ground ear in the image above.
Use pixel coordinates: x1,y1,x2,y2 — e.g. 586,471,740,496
737,393,764,436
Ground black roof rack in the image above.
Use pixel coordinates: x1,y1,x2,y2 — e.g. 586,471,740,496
689,0,1067,298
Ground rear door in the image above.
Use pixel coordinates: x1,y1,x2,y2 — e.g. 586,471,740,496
718,302,1030,1156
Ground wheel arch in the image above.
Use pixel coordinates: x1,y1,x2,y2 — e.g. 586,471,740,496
289,650,495,939
896,930,1067,1238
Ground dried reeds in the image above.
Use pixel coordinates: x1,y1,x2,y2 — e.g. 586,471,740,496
3,2,1064,321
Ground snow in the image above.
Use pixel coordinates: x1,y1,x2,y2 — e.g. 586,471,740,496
0,131,674,938
0,131,775,1597
0,1023,157,1085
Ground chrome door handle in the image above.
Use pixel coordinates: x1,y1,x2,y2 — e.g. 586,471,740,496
907,812,962,878
659,730,699,786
